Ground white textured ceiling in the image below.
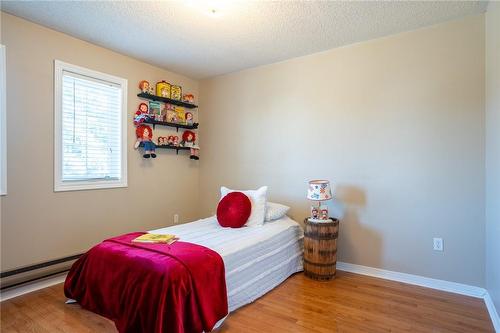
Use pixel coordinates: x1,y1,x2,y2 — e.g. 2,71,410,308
1,1,488,79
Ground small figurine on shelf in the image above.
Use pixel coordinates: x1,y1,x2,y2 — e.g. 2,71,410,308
134,102,149,125
154,110,165,122
160,105,169,122
167,135,174,145
181,130,200,160
185,112,194,126
134,124,156,159
182,94,195,104
139,80,150,94
157,136,166,146
172,136,179,146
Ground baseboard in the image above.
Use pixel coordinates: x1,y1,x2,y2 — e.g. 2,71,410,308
0,272,67,302
337,261,486,297
484,292,500,332
337,261,499,332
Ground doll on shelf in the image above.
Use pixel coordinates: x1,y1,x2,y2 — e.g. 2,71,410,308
185,112,194,126
182,94,195,104
181,130,200,160
134,124,156,159
139,80,150,93
134,102,149,125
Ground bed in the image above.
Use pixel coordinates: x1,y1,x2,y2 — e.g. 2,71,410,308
150,214,304,313
65,215,303,333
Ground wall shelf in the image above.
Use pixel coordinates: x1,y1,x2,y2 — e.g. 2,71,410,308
143,119,198,132
140,142,191,155
156,145,190,155
136,90,199,160
137,92,198,109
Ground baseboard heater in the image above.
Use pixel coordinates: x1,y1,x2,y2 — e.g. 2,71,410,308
0,254,83,290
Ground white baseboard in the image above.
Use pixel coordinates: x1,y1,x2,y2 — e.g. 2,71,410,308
337,261,486,297
0,273,67,302
337,261,499,332
484,292,500,332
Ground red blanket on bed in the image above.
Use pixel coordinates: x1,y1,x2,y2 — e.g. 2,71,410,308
64,232,228,333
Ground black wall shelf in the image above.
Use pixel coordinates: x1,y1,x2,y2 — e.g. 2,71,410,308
137,92,198,109
144,119,198,132
140,142,191,155
156,145,190,155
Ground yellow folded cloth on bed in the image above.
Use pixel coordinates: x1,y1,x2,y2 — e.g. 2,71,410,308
132,234,177,244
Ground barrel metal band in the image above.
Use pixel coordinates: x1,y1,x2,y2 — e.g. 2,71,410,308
306,248,337,256
304,231,339,240
303,258,337,267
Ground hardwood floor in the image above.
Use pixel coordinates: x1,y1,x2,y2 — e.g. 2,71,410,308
0,271,494,332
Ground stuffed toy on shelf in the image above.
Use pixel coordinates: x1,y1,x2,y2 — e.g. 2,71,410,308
134,124,156,159
181,130,199,160
134,102,150,125
139,80,150,93
182,94,195,104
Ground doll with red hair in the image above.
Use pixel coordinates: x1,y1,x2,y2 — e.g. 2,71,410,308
134,125,156,159
181,130,199,160
133,102,149,125
138,80,150,93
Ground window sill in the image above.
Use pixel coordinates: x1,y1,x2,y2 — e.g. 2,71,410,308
54,180,128,192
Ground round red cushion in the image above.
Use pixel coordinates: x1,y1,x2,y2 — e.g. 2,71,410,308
217,192,252,228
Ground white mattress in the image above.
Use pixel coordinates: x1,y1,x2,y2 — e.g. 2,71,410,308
150,215,304,312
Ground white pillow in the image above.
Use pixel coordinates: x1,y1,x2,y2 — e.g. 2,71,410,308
220,186,268,227
265,202,290,222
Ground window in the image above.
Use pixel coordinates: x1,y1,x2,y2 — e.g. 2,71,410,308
54,60,127,191
0,45,6,195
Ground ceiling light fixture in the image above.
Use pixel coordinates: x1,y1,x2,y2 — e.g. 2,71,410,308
185,0,226,18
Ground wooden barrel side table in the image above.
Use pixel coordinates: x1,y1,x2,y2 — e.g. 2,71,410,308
303,218,339,281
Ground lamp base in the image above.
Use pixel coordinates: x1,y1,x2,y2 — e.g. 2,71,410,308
310,203,329,221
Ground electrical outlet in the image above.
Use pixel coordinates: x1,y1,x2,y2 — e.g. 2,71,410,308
433,238,443,251
173,214,179,225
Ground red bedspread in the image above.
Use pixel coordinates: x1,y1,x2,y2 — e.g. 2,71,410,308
64,232,228,333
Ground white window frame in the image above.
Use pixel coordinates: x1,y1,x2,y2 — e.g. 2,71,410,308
0,45,6,196
54,60,128,192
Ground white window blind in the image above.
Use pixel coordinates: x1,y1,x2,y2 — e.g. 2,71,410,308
54,60,127,191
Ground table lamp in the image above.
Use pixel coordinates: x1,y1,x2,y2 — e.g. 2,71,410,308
307,180,332,222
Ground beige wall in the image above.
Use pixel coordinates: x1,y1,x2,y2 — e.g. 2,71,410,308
486,2,500,313
0,13,201,271
200,16,485,286
0,11,490,290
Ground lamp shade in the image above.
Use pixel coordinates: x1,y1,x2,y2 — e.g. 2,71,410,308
307,180,332,201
